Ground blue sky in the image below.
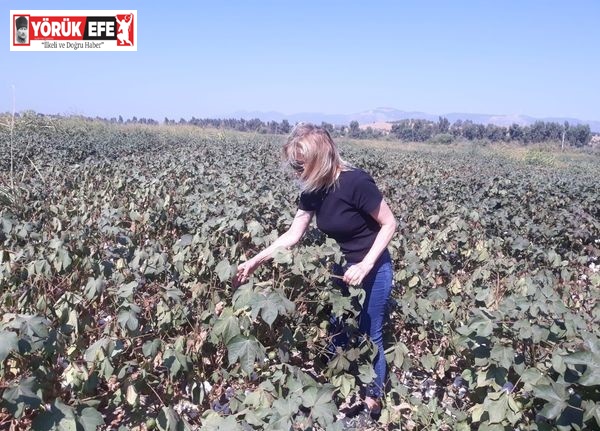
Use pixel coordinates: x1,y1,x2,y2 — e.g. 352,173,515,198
2,1,599,121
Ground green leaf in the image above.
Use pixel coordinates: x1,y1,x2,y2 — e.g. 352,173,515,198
582,401,600,427
328,290,356,318
512,236,529,251
31,409,61,431
562,351,595,367
243,387,272,409
490,345,515,370
84,277,105,301
358,364,376,384
117,281,137,298
331,373,355,399
328,351,351,373
519,367,546,388
270,396,302,429
479,423,506,431
32,399,78,431
273,248,293,265
163,349,190,377
301,386,338,426
57,247,72,272
420,352,437,370
260,306,278,327
456,314,494,337
427,287,448,302
471,403,485,423
385,342,408,369
485,392,508,424
248,289,295,326
506,395,523,423
1,376,41,418
0,330,18,363
244,410,267,427
540,401,569,422
535,384,568,420
7,315,50,352
562,349,600,386
579,368,600,386
534,383,567,403
531,325,550,344
142,338,162,358
202,412,242,431
552,352,566,374
246,220,264,237
157,406,180,431
118,308,139,331
84,338,110,363
227,335,264,375
77,406,105,431
232,284,253,309
212,308,240,344
175,234,194,247
584,335,600,355
215,259,233,282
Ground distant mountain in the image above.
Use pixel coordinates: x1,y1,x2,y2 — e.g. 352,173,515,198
228,107,600,133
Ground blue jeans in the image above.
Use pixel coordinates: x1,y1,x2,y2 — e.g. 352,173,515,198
330,249,393,399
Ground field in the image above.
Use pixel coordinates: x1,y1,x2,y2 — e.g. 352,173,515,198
1,115,599,430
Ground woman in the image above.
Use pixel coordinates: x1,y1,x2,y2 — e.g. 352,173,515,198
233,123,396,415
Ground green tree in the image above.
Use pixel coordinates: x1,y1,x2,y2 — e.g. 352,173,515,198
462,121,478,140
450,119,463,139
545,122,563,141
349,121,360,138
509,123,523,142
566,124,591,147
391,120,413,141
485,124,505,142
437,116,450,134
320,122,334,135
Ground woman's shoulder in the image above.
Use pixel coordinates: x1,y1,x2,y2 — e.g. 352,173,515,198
336,168,378,200
299,187,327,201
340,167,374,184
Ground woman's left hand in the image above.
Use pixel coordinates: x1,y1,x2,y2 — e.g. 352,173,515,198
343,261,374,286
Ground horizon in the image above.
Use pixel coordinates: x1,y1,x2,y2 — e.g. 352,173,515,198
5,106,600,132
2,1,599,123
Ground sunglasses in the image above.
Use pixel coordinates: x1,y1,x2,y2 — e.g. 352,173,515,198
290,160,304,173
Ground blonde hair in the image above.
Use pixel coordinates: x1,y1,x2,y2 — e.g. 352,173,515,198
283,123,351,192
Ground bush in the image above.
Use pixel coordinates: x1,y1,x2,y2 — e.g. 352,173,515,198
429,133,454,145
524,148,556,167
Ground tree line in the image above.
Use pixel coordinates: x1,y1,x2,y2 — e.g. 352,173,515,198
162,116,593,147
10,111,594,147
388,117,592,147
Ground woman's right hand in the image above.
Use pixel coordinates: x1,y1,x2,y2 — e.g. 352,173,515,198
231,210,312,288
232,259,260,288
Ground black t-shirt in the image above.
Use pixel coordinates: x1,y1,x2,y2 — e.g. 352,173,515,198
298,168,383,263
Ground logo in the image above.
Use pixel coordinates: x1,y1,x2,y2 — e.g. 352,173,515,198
10,10,137,51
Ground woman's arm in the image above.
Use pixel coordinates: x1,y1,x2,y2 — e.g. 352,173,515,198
233,209,314,286
343,199,396,286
